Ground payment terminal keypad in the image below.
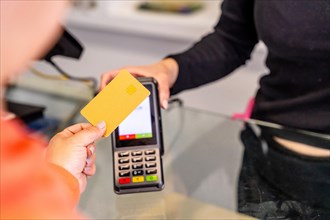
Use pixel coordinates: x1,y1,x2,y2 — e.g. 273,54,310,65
114,148,163,190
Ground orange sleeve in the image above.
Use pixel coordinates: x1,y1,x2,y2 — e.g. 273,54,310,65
1,120,85,219
47,163,81,206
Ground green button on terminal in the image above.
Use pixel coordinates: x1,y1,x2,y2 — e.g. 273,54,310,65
146,175,158,182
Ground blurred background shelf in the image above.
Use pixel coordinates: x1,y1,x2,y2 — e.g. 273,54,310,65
67,0,221,42
20,0,267,117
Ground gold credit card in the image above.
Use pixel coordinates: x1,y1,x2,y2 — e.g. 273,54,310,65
80,70,150,137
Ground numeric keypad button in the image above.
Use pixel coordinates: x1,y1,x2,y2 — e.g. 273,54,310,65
118,152,129,157
132,164,143,169
119,165,130,170
132,157,143,163
119,158,129,164
132,170,144,176
119,171,130,177
146,169,157,175
132,151,142,156
145,150,156,155
145,162,156,168
145,156,156,162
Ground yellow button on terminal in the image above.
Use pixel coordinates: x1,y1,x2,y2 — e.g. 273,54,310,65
132,176,145,183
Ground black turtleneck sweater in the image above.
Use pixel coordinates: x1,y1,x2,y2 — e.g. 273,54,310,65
170,0,330,134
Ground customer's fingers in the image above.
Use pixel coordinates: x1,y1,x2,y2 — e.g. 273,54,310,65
86,154,96,167
86,142,96,158
83,164,96,176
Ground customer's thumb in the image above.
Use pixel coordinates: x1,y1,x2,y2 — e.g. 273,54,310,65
73,121,106,146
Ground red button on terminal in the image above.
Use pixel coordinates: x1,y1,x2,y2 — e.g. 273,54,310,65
119,177,131,184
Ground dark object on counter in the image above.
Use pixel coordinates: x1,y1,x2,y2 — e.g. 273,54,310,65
41,28,97,90
7,101,45,123
138,1,203,14
42,29,83,62
6,101,59,137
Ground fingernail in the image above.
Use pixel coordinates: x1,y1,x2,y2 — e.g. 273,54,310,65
89,146,95,155
96,121,106,129
162,100,168,110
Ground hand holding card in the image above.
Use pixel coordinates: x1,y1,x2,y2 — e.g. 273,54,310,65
80,70,150,137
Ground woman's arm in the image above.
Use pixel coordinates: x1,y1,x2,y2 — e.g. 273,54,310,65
170,0,258,94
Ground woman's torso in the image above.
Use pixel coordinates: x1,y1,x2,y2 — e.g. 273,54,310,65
251,0,330,135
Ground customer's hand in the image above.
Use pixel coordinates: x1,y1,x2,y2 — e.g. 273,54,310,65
46,122,106,192
100,58,179,109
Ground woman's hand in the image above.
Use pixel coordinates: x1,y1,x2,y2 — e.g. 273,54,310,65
46,122,106,192
100,58,179,109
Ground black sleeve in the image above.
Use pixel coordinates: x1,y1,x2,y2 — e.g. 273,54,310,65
170,0,258,95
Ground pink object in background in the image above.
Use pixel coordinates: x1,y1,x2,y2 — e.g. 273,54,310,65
231,98,255,121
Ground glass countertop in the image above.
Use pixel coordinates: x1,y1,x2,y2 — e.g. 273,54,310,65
78,104,330,219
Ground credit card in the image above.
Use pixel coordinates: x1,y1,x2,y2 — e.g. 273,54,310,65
80,70,150,137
